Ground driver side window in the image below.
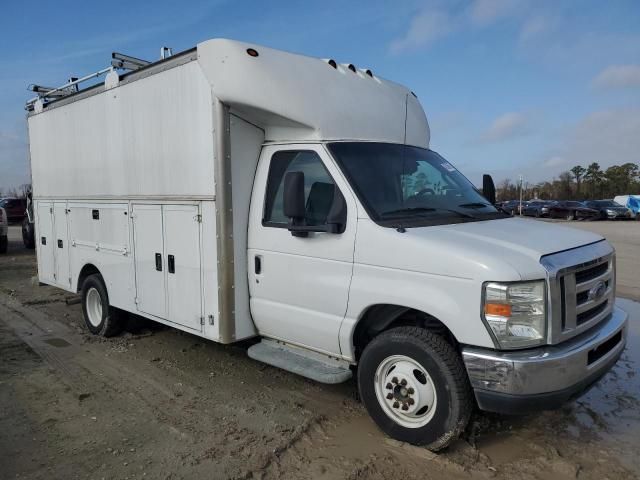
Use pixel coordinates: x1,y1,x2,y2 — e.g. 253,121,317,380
263,150,337,227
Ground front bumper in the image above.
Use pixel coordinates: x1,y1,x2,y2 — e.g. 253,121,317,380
462,306,628,414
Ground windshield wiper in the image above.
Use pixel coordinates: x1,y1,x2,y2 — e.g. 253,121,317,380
380,207,476,219
380,207,436,218
458,202,491,209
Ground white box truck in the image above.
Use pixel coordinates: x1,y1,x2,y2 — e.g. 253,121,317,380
26,39,628,450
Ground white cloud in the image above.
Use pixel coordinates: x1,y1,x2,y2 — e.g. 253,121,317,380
478,112,529,143
519,14,560,42
389,9,453,54
542,156,567,168
592,65,640,90
469,0,522,27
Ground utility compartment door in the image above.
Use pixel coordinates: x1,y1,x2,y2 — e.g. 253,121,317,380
53,202,71,289
36,202,55,284
132,204,167,319
163,204,202,332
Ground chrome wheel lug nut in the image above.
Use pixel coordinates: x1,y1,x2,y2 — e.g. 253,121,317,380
386,383,393,390
401,404,408,411
407,398,415,405
407,387,414,394
386,393,393,400
400,379,407,386
391,377,398,384
393,401,399,409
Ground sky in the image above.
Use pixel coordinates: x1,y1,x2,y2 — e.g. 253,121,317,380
1,0,639,191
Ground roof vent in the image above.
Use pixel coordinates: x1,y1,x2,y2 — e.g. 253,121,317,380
347,64,357,73
327,59,337,69
365,69,373,77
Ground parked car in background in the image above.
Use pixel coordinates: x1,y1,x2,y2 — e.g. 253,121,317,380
583,200,632,220
522,200,552,217
613,195,640,220
548,201,598,221
0,207,8,254
0,197,27,223
498,200,527,215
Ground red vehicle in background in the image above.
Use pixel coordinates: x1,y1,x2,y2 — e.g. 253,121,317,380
0,197,27,223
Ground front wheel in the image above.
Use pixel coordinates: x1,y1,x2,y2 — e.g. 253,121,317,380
81,274,126,337
358,327,473,451
0,235,7,254
566,211,575,221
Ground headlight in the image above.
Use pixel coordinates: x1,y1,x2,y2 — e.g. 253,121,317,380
606,209,615,214
482,281,546,349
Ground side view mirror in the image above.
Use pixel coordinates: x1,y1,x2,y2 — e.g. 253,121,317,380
283,171,346,237
482,174,496,205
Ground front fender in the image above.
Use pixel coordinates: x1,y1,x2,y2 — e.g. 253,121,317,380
339,263,495,361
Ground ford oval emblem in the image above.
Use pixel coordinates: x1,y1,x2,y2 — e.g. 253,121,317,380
588,280,607,301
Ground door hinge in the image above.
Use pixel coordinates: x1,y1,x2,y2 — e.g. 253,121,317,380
208,314,214,325
196,214,202,223
134,297,139,305
53,273,57,280
200,316,205,326
68,277,71,285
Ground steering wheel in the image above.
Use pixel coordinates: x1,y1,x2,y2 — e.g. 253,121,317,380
414,188,436,197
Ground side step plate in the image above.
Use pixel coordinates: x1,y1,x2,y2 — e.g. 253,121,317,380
248,340,352,384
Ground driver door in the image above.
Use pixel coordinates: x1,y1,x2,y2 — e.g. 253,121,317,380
247,144,357,355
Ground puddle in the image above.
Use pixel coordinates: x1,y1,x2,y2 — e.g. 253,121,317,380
43,338,71,348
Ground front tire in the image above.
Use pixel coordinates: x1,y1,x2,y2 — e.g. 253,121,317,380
358,327,473,451
0,235,7,254
566,211,575,221
81,274,126,337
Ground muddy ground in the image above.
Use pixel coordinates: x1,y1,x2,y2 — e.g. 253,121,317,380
1,222,639,480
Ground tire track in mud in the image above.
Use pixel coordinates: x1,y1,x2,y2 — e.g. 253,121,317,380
0,293,333,478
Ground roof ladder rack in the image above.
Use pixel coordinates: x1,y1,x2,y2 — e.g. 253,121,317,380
111,52,150,71
25,51,152,111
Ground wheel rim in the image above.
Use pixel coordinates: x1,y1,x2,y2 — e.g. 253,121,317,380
86,287,103,327
374,355,437,428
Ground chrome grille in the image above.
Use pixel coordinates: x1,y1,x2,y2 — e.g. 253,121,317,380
541,241,615,344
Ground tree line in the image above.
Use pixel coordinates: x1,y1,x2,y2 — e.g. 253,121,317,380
0,184,31,199
496,162,640,201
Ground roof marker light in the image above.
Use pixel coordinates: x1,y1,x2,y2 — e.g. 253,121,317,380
327,59,337,69
348,64,357,73
246,48,259,57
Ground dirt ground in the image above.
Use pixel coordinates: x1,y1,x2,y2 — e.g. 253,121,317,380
1,221,639,480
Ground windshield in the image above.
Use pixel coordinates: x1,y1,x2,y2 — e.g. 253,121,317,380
328,142,506,227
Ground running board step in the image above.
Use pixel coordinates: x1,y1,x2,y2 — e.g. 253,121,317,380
248,340,352,384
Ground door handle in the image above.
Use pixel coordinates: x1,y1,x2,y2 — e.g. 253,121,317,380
254,255,262,275
168,255,175,274
155,253,162,271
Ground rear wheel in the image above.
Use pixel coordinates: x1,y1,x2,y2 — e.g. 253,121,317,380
81,274,126,337
0,235,7,254
358,327,473,451
22,218,35,249
566,211,575,221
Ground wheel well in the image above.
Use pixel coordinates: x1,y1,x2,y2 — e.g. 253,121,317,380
352,304,459,361
76,264,101,293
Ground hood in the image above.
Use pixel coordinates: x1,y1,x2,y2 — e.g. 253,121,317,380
355,217,605,281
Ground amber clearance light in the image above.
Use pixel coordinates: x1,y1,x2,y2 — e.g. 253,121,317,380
484,303,512,317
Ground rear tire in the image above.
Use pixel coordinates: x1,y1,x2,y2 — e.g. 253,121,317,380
0,235,7,254
358,327,473,451
81,274,126,337
566,211,575,221
22,218,35,249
